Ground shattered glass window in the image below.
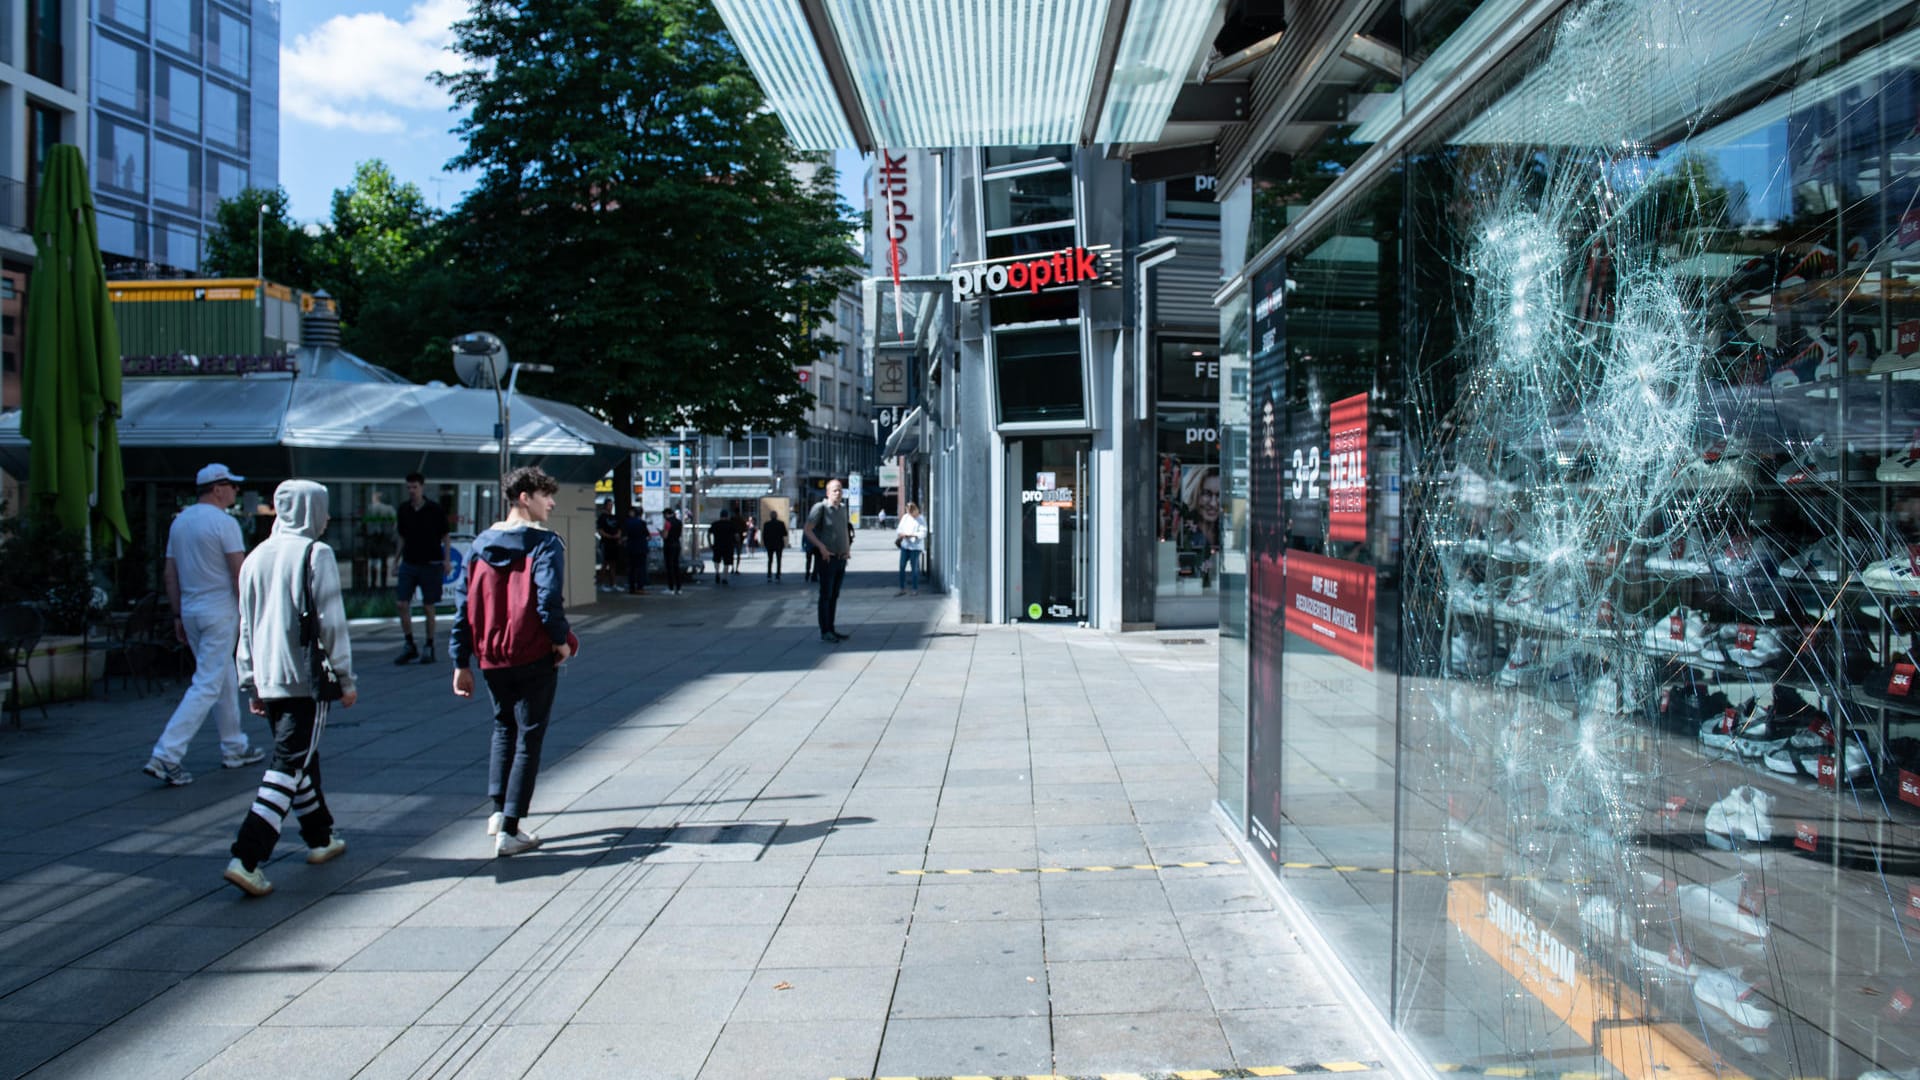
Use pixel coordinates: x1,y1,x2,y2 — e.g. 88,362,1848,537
1393,0,1920,1075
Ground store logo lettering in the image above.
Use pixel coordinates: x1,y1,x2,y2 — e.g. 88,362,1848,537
877,152,915,282
952,247,1103,301
1186,427,1219,445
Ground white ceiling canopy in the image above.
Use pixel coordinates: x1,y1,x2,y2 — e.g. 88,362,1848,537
710,0,1220,150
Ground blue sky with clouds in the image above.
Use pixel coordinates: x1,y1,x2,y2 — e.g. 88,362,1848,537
280,1,865,224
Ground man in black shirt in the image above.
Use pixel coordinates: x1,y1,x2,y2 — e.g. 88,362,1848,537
394,472,451,664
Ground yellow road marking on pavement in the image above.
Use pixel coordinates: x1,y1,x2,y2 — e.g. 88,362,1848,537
891,859,1243,876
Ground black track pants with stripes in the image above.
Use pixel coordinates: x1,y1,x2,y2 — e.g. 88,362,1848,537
231,697,334,870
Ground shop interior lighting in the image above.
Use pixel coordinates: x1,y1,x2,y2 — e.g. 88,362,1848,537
709,0,857,149
1447,0,1907,147
1094,0,1218,143
714,0,1213,149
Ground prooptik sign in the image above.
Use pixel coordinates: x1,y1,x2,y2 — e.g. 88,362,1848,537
950,246,1115,302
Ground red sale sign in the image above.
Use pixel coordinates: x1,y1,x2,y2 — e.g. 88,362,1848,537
1890,988,1916,1022
1908,885,1920,921
1794,822,1818,852
1283,550,1377,670
1900,770,1920,808
1327,393,1367,542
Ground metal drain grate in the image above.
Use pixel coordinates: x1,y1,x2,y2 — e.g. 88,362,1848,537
646,820,783,862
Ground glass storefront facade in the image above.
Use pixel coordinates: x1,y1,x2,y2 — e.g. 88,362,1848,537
1220,0,1920,1075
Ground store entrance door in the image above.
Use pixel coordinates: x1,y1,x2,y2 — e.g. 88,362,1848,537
1008,436,1090,622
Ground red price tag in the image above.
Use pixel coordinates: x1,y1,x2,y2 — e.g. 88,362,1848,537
1892,663,1917,697
1661,796,1688,819
1809,717,1835,744
1794,822,1819,852
1734,625,1758,650
1908,885,1920,921
1889,988,1916,1022
1670,615,1685,641
1900,770,1920,808
1901,318,1920,356
1903,211,1920,250
1818,756,1838,788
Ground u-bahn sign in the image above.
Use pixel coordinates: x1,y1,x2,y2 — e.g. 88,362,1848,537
950,245,1116,302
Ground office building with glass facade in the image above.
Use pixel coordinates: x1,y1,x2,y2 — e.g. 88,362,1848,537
88,0,278,273
1212,0,1920,1076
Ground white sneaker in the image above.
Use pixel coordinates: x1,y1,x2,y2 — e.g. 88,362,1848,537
1672,442,1751,488
1644,536,1711,577
1448,631,1494,676
1775,434,1847,486
1862,552,1920,598
1797,741,1871,781
487,812,504,837
1643,607,1711,654
1879,432,1920,482
1703,786,1775,844
1678,876,1769,939
1779,537,1862,582
1496,637,1545,687
1693,969,1777,1032
1498,575,1537,618
222,857,273,897
1708,535,1777,578
1722,623,1786,668
1872,318,1920,373
306,834,347,865
496,830,542,857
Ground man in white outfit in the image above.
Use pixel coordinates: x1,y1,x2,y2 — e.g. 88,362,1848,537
142,464,264,786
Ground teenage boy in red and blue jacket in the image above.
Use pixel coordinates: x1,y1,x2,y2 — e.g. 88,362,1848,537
451,466,575,857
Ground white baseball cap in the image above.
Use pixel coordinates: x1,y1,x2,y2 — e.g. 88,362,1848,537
196,463,245,485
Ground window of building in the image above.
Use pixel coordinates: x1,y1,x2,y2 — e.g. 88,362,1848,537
154,0,199,58
100,0,148,34
713,434,771,470
28,0,63,85
95,119,146,198
993,328,1084,425
984,145,1072,171
204,80,246,150
95,199,147,261
157,61,199,133
95,35,148,117
1164,176,1222,222
984,168,1074,232
152,137,197,211
1158,340,1221,403
207,4,248,80
154,217,198,271
207,154,247,215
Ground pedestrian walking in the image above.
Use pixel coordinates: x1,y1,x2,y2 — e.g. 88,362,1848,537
451,466,576,857
622,506,651,594
143,463,264,787
895,502,926,595
662,508,685,594
762,511,788,581
803,478,854,642
595,500,622,592
222,480,354,897
393,472,450,665
711,509,738,586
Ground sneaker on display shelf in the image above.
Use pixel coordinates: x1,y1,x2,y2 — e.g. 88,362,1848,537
1449,465,1518,508
1703,786,1776,846
1722,623,1787,669
1678,874,1770,939
1858,656,1920,713
1542,658,1582,703
1496,637,1546,687
1778,243,1837,289
1796,740,1872,781
1761,745,1802,775
1861,552,1920,599
1645,536,1714,577
1878,432,1920,483
1536,585,1583,630
1765,348,1822,389
1779,537,1863,581
1673,442,1753,488
1813,331,1869,380
1448,631,1495,677
1699,704,1755,752
1846,329,1879,372
1498,576,1537,618
1490,532,1538,562
1871,319,1920,374
1708,535,1778,578
1693,969,1778,1032
1644,607,1713,654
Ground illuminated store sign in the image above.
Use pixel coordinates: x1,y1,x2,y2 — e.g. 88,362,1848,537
950,246,1116,302
1327,393,1368,542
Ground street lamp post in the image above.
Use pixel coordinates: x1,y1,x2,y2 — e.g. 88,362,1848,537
450,332,553,492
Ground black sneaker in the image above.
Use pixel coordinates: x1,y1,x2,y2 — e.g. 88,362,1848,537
394,640,419,665
420,644,436,665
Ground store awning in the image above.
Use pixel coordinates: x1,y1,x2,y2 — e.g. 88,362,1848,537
882,406,925,459
705,483,775,499
708,0,1222,150
0,372,645,485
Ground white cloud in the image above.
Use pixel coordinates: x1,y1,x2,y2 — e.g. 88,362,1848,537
282,0,469,133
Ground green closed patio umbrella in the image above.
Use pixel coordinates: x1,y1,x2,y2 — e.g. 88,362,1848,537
20,144,127,549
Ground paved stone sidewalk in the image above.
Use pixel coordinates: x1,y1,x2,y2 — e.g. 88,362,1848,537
0,546,1392,1079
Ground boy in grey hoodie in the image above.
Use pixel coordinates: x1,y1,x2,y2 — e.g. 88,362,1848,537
223,480,357,897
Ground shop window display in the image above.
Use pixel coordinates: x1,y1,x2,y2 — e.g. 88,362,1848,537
1391,0,1920,1076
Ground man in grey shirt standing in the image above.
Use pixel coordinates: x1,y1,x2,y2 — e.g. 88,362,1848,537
803,478,853,642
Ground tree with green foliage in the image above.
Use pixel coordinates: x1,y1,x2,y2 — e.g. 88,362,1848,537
202,187,317,287
314,161,446,374
434,0,860,437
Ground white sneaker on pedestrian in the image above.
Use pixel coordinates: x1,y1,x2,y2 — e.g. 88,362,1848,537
221,746,267,769
222,857,273,897
496,830,542,857
487,812,504,836
306,835,347,865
